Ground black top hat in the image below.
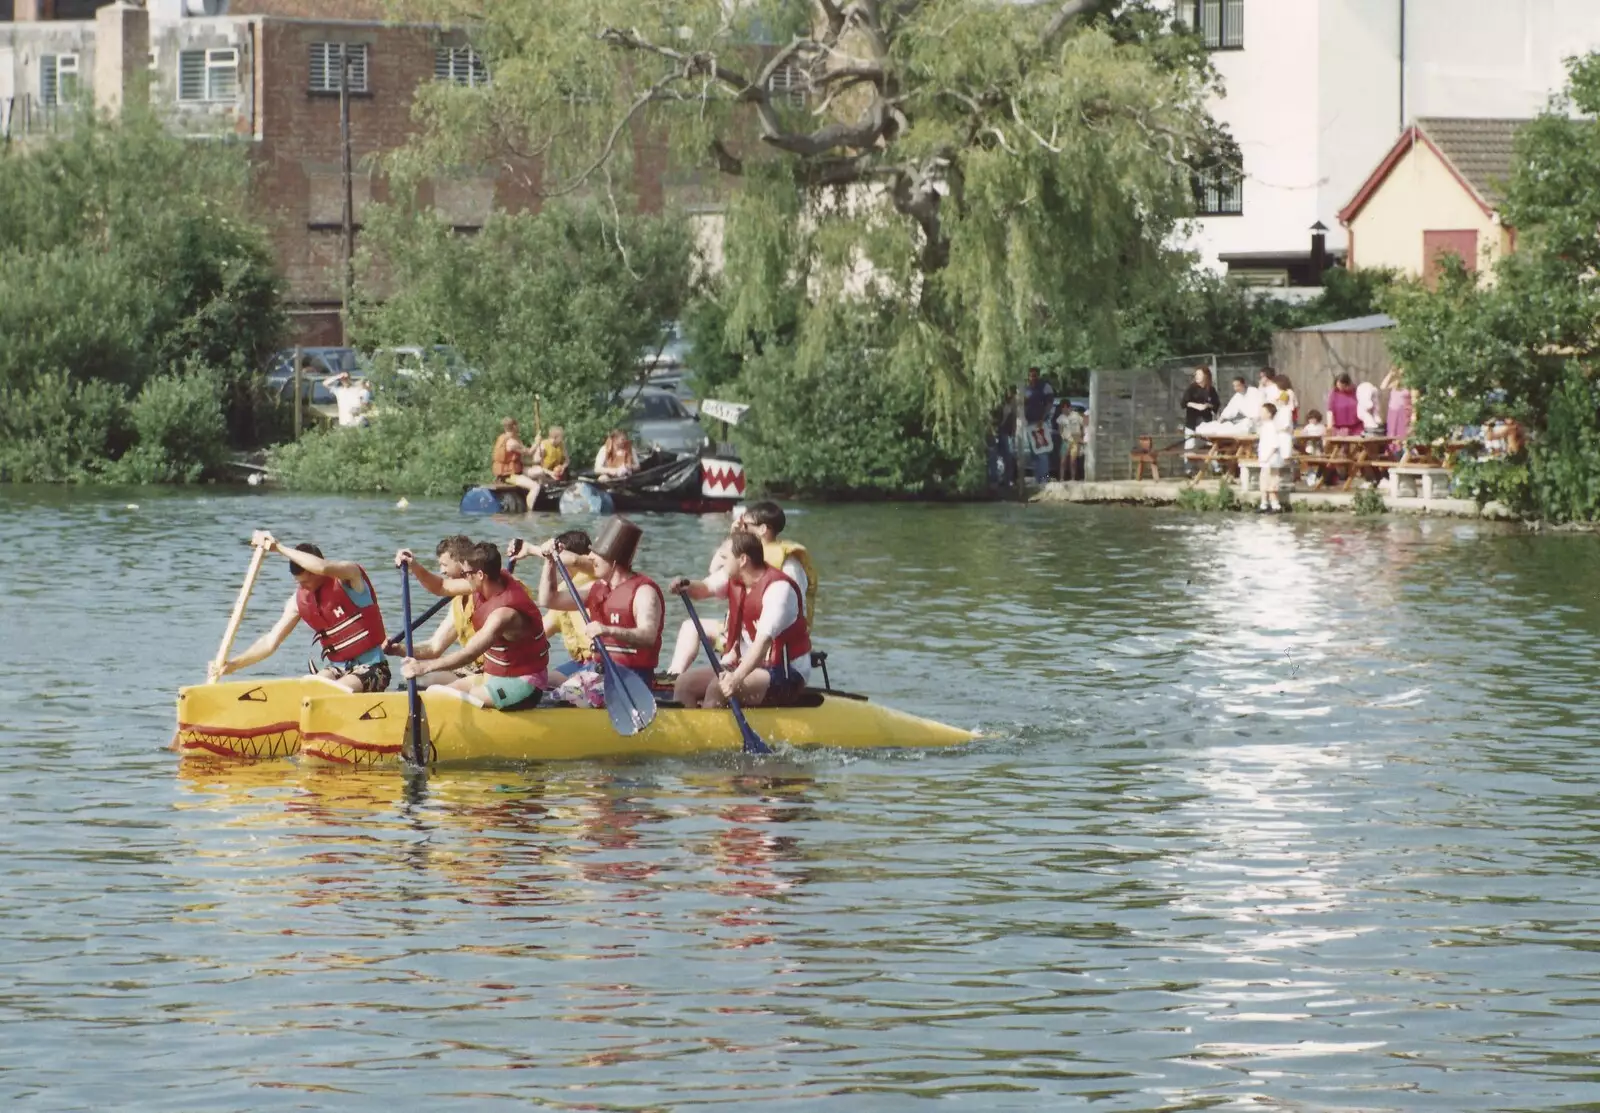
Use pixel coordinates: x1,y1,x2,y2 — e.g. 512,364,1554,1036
591,516,642,567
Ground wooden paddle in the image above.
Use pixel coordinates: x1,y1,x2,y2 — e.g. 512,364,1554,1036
399,560,431,766
209,538,269,683
552,545,656,735
677,592,770,756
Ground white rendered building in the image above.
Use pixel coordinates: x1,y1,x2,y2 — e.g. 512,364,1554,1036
1175,0,1600,283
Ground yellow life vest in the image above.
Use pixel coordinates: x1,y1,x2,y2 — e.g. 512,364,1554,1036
539,439,567,472
554,567,597,660
763,539,818,625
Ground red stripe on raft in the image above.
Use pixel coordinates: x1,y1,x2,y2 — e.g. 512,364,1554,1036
176,720,299,739
299,730,403,755
177,737,271,758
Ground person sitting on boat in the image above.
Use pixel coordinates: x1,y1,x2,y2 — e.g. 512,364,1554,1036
528,425,569,487
738,500,817,627
671,530,811,710
211,532,390,693
660,516,740,683
593,429,639,481
491,417,543,511
401,542,549,710
506,530,599,679
535,517,663,706
384,534,482,688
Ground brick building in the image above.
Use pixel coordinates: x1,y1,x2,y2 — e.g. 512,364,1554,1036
0,0,679,345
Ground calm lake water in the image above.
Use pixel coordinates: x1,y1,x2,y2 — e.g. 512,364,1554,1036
3,486,1600,1110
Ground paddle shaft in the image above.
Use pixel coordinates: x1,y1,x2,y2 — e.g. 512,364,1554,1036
551,547,651,732
400,564,427,765
677,592,770,755
210,541,269,683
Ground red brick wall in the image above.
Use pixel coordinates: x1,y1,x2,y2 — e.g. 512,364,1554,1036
231,0,386,17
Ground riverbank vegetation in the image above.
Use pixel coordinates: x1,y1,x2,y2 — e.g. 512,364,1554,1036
0,115,284,484
273,205,693,496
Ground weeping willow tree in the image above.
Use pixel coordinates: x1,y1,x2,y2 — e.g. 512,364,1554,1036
389,0,1225,446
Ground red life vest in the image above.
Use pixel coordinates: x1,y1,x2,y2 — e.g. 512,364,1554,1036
471,574,549,677
586,571,663,671
296,567,387,663
727,566,811,671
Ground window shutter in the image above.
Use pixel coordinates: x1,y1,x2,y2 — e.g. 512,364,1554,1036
40,54,57,106
309,42,330,91
207,48,238,101
1200,0,1222,47
178,50,205,101
1223,0,1244,47
347,44,368,93
434,46,451,83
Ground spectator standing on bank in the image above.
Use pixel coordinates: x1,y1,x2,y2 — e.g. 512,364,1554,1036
1022,367,1055,484
990,386,1020,488
1181,366,1220,474
1056,403,1086,481
324,370,372,428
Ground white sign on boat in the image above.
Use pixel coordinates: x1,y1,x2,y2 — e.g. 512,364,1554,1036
699,399,749,426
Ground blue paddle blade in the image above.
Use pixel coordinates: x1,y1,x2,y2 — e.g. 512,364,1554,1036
730,702,771,755
601,660,657,736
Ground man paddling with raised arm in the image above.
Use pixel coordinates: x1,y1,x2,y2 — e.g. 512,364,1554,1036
385,534,478,689
506,530,599,678
400,542,550,711
534,517,664,706
672,530,811,709
211,532,391,693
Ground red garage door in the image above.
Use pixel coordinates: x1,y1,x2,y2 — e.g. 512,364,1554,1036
1423,229,1479,286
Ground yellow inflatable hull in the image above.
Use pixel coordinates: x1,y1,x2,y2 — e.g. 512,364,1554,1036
174,678,975,764
173,677,350,759
300,689,976,765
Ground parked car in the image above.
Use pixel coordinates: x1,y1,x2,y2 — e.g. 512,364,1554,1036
615,384,708,458
367,344,476,384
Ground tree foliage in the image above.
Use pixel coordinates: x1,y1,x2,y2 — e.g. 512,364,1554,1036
274,203,696,495
389,0,1226,448
1386,53,1600,521
0,113,285,481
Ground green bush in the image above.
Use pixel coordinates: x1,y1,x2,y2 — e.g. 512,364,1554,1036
1352,486,1387,516
734,316,979,497
0,372,128,482
107,366,230,484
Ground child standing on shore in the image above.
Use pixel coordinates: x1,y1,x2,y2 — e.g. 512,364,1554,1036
1258,402,1285,513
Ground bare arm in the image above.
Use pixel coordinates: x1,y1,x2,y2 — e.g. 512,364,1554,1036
411,607,513,675
218,596,300,675
537,552,591,613
273,539,363,590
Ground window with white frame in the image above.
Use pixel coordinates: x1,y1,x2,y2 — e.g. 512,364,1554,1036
767,61,806,108
434,45,488,87
1178,0,1243,49
40,53,81,107
309,42,368,93
1193,161,1243,215
178,48,239,102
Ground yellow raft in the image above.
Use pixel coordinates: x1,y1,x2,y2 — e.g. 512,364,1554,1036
175,678,976,765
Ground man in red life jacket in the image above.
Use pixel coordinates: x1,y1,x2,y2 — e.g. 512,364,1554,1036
211,532,391,693
534,517,663,705
670,530,811,709
400,541,549,710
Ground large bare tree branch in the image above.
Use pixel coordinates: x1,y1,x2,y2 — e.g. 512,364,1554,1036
1040,0,1103,48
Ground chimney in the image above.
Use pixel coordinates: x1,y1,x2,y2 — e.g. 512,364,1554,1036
1310,220,1329,285
95,1,150,116
15,0,49,21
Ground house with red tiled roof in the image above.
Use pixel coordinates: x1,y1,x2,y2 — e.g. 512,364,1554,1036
1338,117,1526,285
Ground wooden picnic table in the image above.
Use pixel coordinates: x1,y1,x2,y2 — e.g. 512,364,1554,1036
1400,440,1474,468
1184,432,1255,486
1323,435,1396,490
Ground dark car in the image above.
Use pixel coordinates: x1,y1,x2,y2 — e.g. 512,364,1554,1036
265,347,364,407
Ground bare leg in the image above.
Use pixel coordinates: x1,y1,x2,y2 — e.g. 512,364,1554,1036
673,665,717,707
415,669,461,689
667,617,724,675
701,668,772,709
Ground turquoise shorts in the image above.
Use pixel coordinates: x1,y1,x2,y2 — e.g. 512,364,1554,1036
483,673,544,710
